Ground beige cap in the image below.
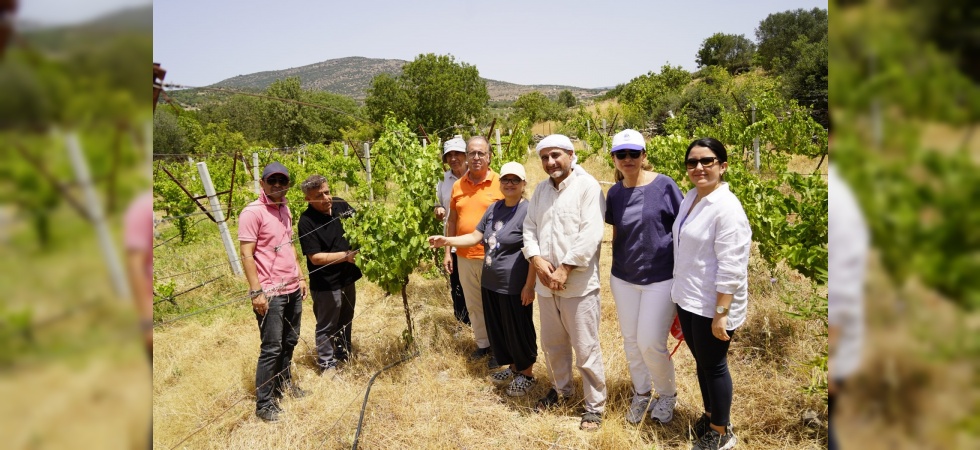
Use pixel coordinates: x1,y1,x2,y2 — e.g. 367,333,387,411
499,161,526,180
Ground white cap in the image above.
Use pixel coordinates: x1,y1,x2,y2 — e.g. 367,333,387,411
499,161,526,180
443,135,466,156
611,129,645,152
535,134,574,153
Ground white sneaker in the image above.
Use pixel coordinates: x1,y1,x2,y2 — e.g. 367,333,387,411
488,367,514,384
505,374,536,397
625,393,652,424
649,393,677,423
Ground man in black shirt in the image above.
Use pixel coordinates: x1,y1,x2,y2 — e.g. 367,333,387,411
298,174,362,373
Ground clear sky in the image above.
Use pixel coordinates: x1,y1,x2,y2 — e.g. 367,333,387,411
19,0,151,25
154,0,827,89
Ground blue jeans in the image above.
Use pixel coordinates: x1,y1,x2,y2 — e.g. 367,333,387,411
254,289,302,411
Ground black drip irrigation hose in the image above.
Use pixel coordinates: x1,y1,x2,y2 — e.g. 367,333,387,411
351,349,420,450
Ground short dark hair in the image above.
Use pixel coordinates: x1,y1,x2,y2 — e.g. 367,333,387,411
300,174,328,194
685,137,728,162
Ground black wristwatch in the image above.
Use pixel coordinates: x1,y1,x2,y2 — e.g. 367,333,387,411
249,289,264,299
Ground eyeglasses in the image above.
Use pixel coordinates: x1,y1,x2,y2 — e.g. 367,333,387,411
266,176,290,186
500,177,523,185
613,150,643,160
466,151,488,160
685,157,719,170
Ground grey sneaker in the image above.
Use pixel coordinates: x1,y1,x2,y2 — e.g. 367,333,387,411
691,428,737,450
285,382,309,399
625,393,652,424
649,393,677,423
692,413,711,439
505,374,536,397
489,367,514,384
256,406,280,422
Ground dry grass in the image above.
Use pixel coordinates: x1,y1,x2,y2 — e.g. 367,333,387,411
834,253,980,449
153,157,827,449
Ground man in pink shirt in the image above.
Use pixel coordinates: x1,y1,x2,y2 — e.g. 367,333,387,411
239,162,309,422
124,190,154,358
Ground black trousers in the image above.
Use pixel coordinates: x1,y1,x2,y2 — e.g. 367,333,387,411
254,289,302,411
676,305,735,427
451,253,469,324
312,283,356,369
483,288,537,372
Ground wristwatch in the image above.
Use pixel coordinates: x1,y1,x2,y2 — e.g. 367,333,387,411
249,289,264,299
715,305,729,315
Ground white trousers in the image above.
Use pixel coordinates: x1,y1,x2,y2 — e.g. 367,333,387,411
610,275,677,396
456,257,489,348
538,290,607,413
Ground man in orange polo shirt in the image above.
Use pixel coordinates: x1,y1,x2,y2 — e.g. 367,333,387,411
444,136,503,368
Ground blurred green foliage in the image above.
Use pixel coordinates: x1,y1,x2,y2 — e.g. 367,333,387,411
832,0,980,308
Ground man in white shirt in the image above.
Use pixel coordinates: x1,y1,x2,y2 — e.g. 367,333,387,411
434,135,469,325
522,134,608,431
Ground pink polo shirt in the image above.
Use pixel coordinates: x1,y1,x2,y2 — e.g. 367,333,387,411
124,191,153,294
238,191,301,295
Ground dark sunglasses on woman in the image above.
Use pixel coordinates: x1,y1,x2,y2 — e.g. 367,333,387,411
684,157,719,170
613,150,643,160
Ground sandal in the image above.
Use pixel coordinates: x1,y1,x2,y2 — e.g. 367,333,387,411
580,411,602,431
534,388,564,413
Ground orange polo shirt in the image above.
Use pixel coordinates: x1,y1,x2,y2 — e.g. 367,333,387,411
450,170,503,259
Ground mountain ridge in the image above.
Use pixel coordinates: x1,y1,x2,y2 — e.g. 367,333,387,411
210,56,606,102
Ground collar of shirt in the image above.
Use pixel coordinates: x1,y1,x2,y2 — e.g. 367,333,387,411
463,170,496,187
551,168,580,192
701,182,731,204
445,170,460,181
259,190,288,210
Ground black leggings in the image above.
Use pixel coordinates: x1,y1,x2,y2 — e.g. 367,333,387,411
676,305,735,427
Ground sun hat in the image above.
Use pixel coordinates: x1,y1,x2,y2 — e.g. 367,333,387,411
611,129,645,152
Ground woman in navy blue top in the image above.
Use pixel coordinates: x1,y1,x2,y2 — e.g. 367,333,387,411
428,162,538,398
605,129,684,425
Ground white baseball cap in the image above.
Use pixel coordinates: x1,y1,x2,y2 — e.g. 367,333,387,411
499,161,526,180
611,129,645,152
443,135,466,156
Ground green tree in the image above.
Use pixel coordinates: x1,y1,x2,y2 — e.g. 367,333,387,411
513,91,559,124
261,77,320,146
754,8,827,72
696,33,756,74
365,53,489,139
197,95,266,143
782,34,828,127
152,108,191,156
618,64,691,127
557,89,577,108
755,8,828,128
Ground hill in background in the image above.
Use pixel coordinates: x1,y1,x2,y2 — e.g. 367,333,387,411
209,56,606,102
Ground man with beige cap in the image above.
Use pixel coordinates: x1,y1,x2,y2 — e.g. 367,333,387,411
522,134,608,431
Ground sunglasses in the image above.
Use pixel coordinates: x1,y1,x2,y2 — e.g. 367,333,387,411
265,176,290,186
613,150,643,160
500,177,523,185
685,157,719,170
